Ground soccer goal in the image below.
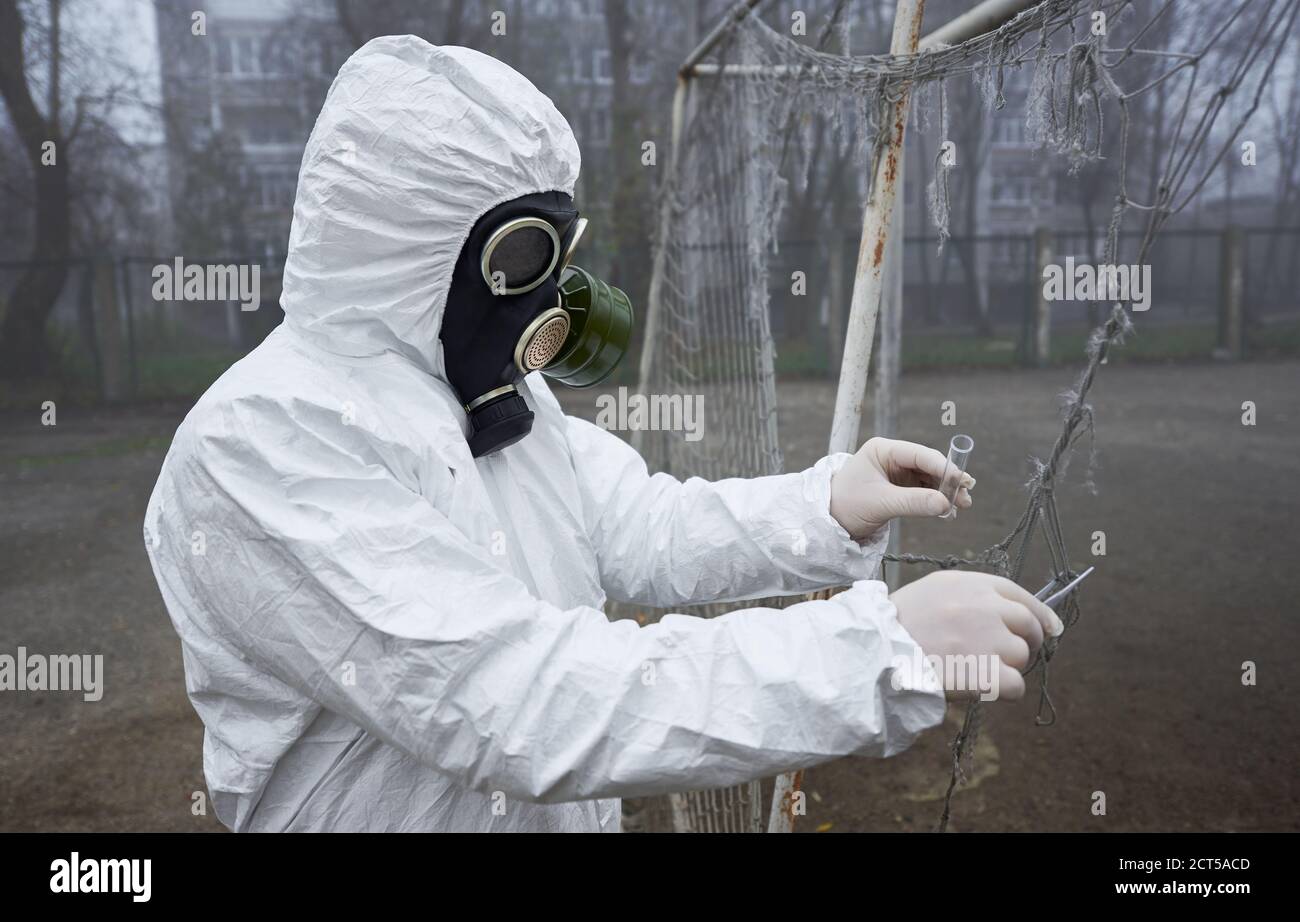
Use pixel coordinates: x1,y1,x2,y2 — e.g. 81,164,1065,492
632,0,1296,833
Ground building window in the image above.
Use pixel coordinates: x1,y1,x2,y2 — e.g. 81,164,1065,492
215,35,264,75
630,51,653,86
991,175,1035,204
992,115,1027,145
236,37,257,74
225,106,301,146
589,107,610,146
215,36,233,73
316,38,343,76
254,167,298,209
992,239,1020,264
259,36,295,76
593,49,612,85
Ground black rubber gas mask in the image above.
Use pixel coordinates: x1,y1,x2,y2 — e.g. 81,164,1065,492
440,191,633,457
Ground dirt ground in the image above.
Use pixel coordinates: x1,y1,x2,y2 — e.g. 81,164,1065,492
1,359,1296,832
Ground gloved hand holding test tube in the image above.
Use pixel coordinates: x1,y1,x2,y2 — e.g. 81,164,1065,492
937,434,975,519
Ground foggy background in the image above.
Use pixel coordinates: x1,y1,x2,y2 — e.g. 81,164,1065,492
1,0,1296,396
1,0,1297,832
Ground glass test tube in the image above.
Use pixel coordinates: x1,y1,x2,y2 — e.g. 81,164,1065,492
938,434,974,520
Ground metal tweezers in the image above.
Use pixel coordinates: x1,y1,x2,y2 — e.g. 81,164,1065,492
1032,566,1095,609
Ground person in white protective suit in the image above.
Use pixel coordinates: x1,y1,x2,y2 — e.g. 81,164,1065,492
144,36,1061,833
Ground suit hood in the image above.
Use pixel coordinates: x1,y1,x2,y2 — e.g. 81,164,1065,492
279,36,581,378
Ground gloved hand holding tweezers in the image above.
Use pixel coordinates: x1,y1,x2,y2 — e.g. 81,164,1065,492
1033,566,1095,611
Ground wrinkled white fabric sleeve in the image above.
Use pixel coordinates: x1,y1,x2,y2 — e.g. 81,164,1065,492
565,415,884,608
185,399,944,804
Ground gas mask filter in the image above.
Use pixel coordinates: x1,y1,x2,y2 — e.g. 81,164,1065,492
440,192,633,457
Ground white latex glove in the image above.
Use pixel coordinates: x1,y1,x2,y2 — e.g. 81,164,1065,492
890,570,1063,701
830,437,975,540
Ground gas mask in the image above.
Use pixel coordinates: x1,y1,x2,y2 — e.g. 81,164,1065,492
440,191,633,457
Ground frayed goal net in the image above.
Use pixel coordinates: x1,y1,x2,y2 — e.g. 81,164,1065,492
631,0,1297,833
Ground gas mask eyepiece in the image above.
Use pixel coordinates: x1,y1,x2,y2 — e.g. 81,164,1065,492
480,217,563,295
441,194,633,458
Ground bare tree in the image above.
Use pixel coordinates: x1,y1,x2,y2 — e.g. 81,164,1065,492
0,0,156,379
0,0,72,378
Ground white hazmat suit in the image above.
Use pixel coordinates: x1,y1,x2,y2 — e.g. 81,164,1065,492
143,36,946,832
